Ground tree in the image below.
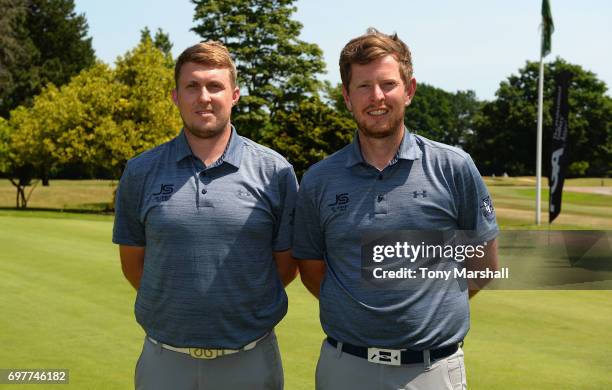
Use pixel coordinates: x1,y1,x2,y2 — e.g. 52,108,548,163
3,40,181,207
3,65,119,207
0,0,30,107
470,58,612,176
262,96,354,178
0,0,96,117
405,84,481,149
325,82,354,121
140,26,173,58
191,0,325,140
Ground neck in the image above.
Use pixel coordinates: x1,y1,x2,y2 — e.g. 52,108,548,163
358,126,405,171
184,125,232,166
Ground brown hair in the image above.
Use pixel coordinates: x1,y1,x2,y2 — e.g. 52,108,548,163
174,41,237,88
339,28,413,89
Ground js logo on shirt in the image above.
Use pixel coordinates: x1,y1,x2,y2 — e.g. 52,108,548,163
153,184,174,202
328,193,349,212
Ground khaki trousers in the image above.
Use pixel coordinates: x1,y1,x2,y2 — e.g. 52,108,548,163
135,331,283,390
316,339,467,390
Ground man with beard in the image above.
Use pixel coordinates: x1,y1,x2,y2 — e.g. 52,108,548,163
113,41,297,390
293,29,499,389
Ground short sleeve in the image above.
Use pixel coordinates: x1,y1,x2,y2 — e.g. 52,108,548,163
112,162,146,246
272,165,299,251
292,176,325,260
457,154,499,243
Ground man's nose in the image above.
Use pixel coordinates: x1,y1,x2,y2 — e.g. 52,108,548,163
198,87,212,103
370,84,385,103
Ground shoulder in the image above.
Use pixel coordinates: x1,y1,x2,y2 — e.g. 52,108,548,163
240,136,293,170
413,134,472,165
238,136,297,186
124,137,178,176
300,143,353,188
412,134,486,198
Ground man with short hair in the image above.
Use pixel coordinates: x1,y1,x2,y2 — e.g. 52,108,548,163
293,29,499,389
113,41,298,390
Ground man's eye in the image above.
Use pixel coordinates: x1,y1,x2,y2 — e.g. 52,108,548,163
381,82,398,91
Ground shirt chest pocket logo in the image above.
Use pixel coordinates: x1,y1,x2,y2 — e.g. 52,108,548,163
152,184,174,202
237,189,253,198
328,193,350,212
236,189,259,206
412,190,427,198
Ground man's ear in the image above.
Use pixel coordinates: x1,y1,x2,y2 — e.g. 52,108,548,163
342,85,352,112
404,78,417,106
232,86,240,106
171,89,179,107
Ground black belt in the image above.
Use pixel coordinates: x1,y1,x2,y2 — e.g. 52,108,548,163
327,337,459,365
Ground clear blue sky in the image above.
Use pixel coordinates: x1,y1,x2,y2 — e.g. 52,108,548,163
74,0,611,100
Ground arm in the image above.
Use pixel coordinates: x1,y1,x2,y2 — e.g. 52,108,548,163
271,165,298,288
298,259,326,298
119,245,145,290
273,250,298,287
467,238,499,299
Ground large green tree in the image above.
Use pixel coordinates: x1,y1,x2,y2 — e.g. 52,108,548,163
0,0,30,105
191,0,325,140
405,84,481,149
0,0,96,117
470,58,612,176
262,96,354,178
3,40,181,207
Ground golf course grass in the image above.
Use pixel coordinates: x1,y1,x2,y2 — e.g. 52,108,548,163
0,179,611,389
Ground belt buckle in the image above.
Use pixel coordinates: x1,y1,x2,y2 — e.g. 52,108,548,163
189,348,220,359
367,347,401,366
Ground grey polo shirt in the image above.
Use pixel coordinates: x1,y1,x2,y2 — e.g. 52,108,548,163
293,128,498,349
113,127,298,349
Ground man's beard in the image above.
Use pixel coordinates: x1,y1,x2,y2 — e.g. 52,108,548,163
354,108,405,139
182,114,229,140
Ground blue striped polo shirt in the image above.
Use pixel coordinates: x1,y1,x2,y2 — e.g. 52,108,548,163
113,127,298,348
292,128,499,349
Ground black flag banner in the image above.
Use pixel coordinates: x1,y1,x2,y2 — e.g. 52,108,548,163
549,70,572,223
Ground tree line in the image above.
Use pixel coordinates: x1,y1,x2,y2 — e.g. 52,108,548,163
1,0,610,208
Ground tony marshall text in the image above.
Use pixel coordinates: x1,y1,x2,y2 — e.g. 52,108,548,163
372,267,509,280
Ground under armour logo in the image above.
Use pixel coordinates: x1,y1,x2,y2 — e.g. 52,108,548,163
413,190,427,198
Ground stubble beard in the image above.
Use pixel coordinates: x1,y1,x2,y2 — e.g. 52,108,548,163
354,107,406,140
182,114,230,140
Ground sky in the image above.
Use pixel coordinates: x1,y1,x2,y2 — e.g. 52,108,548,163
74,0,612,101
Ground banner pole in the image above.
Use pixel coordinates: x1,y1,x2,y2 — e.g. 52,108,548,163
536,55,544,225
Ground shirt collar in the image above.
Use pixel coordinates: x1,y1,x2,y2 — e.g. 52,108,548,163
345,126,422,168
175,126,244,168
220,126,244,168
175,129,193,162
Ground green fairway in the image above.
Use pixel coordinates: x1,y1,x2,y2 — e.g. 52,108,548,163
0,215,139,389
1,179,611,389
0,213,325,389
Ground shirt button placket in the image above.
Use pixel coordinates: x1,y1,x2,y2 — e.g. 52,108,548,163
198,170,209,207
374,172,388,215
